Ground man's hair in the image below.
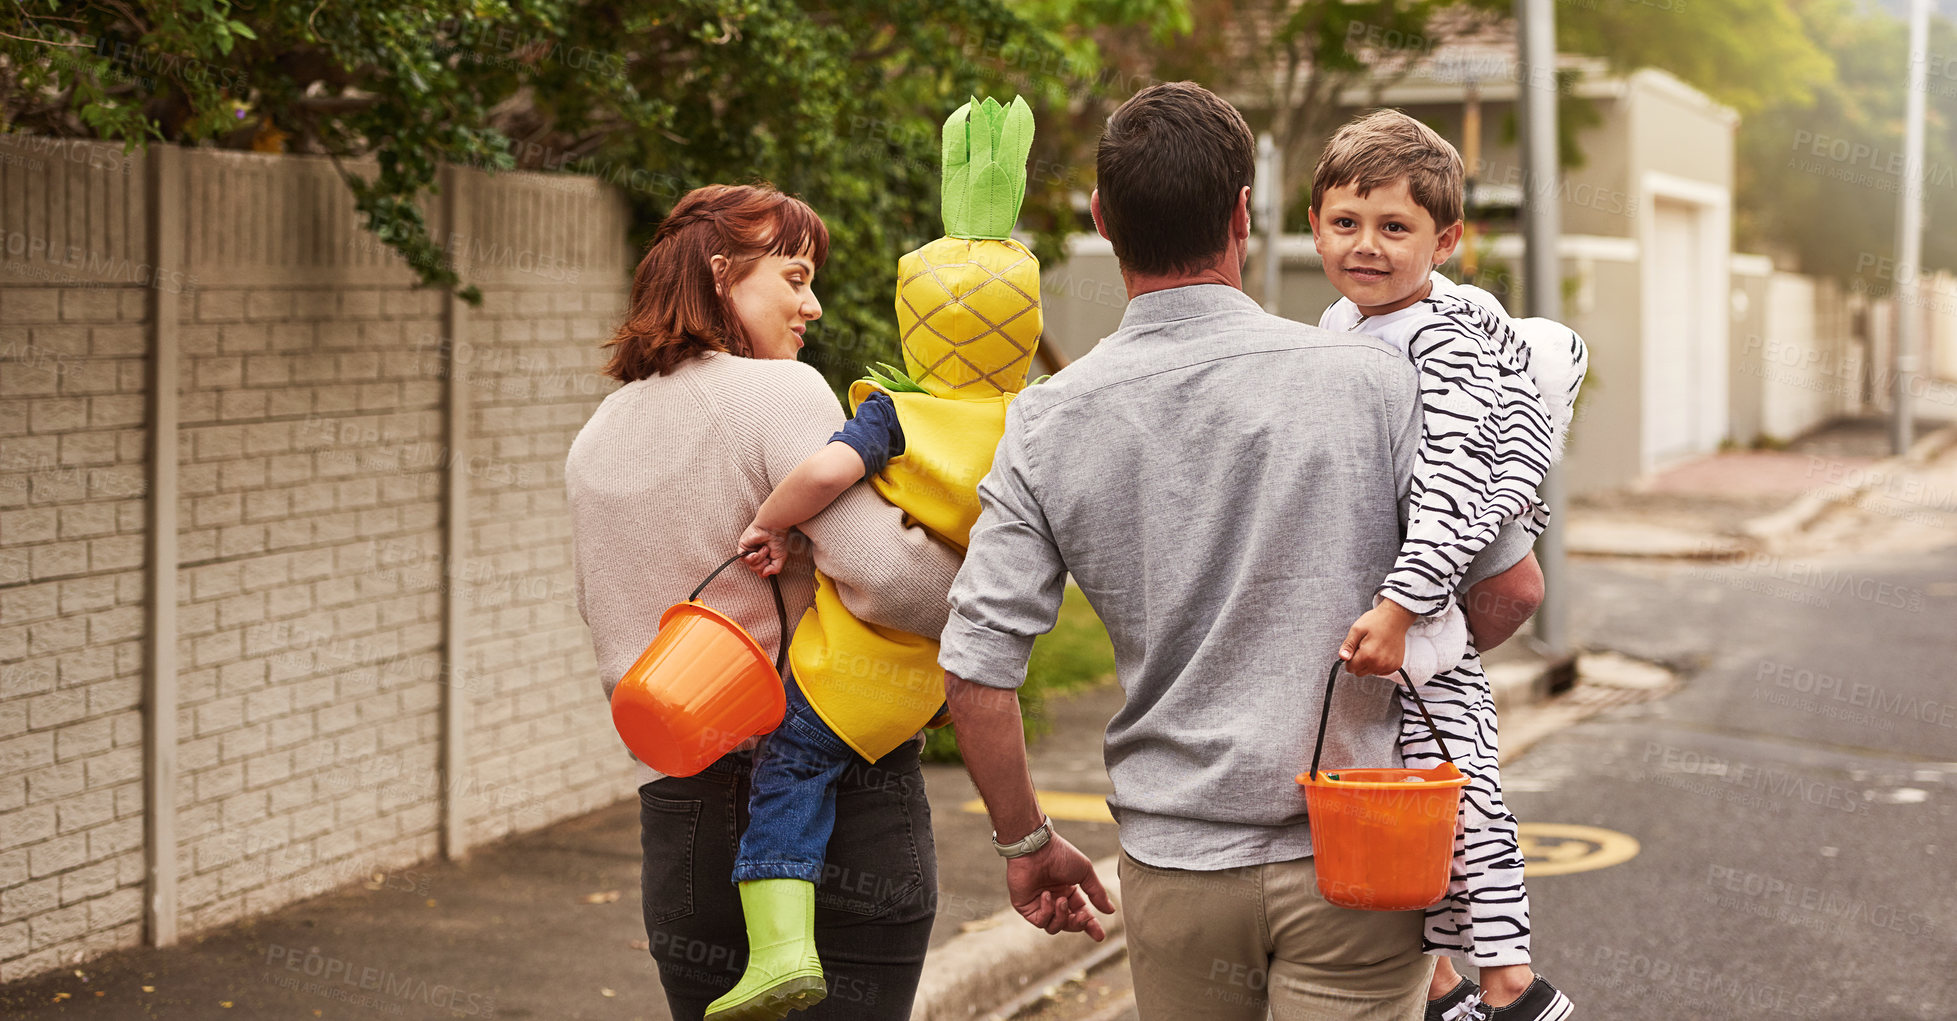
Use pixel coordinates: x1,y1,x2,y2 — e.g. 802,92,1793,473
1096,82,1256,275
1310,109,1464,230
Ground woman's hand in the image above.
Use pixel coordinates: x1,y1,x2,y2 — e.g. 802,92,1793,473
738,522,792,577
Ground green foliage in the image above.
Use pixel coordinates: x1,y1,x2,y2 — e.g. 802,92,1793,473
922,585,1117,763
0,1,1180,389
1558,0,1833,120
1112,0,1509,204
1728,0,1957,281
1556,0,1957,280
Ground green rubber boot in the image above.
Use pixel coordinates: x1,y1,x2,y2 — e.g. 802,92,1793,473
704,879,826,1021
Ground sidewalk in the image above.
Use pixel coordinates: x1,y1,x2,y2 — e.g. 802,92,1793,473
1,671,1589,1021
0,681,1130,1020
1568,417,1957,559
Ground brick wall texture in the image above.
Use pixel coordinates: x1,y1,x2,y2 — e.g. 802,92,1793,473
0,141,635,982
0,281,152,981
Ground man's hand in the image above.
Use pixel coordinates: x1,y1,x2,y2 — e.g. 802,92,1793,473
946,671,1115,939
1006,832,1115,940
737,522,791,577
1340,599,1418,677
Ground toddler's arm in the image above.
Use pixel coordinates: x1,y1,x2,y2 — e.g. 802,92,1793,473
739,442,868,577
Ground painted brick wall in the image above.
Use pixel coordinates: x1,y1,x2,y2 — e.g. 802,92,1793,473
0,283,152,979
457,279,628,848
169,280,450,935
0,143,636,983
0,137,154,983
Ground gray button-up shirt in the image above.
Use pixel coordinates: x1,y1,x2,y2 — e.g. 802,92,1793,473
939,283,1427,869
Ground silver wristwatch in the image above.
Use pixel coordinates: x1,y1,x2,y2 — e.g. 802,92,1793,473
991,815,1054,858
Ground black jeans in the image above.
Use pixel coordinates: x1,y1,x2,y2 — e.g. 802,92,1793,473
639,738,937,1020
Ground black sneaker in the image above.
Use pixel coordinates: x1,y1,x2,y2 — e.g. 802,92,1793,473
1426,977,1484,1021
1481,976,1574,1021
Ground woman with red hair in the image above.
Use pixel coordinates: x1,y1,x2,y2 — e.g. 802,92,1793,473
566,183,960,1020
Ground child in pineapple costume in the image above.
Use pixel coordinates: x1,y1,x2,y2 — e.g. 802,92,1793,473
713,96,1043,1021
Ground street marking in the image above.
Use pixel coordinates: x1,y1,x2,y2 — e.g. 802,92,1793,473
1518,823,1640,876
961,790,1115,825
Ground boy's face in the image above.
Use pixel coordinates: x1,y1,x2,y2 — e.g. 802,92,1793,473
1310,177,1462,318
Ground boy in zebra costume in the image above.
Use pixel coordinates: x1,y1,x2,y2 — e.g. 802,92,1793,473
1309,109,1587,1021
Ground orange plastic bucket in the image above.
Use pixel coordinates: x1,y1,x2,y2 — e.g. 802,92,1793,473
1296,662,1467,911
611,553,788,777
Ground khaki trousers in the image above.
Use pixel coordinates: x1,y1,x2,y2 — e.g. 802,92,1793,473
1119,851,1434,1021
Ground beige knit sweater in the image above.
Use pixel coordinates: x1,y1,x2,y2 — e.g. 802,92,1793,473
566,351,963,787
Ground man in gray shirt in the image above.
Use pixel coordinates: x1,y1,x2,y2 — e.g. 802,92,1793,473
939,83,1543,1020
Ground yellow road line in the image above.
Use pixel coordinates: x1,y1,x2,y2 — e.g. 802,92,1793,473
961,790,1115,825
1519,822,1640,876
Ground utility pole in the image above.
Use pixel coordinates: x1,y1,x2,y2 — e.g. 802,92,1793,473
1257,133,1284,314
1517,0,1570,660
1894,0,1930,455
1461,80,1482,282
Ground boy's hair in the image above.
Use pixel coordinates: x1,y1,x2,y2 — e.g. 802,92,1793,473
1310,110,1464,230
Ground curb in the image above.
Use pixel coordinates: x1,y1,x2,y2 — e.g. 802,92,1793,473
1742,424,1957,543
1487,639,1576,715
911,856,1124,1021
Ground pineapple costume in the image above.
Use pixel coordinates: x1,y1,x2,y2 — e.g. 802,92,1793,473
705,96,1043,1021
789,95,1044,763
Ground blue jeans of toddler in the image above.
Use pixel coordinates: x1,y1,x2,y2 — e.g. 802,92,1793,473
731,674,857,884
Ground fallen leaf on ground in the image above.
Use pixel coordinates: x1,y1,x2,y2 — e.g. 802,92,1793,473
142,986,155,993
582,890,622,904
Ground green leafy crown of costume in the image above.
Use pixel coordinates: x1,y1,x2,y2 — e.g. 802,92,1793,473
863,362,929,393
940,95,1036,241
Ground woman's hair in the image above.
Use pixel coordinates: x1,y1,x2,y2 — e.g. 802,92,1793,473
602,183,830,382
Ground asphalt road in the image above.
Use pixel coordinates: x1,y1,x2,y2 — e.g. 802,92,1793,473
1516,550,1957,1020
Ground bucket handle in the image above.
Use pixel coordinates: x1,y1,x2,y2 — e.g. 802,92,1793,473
688,551,790,678
1307,660,1456,782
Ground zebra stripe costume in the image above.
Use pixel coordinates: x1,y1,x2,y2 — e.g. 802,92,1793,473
1321,278,1588,968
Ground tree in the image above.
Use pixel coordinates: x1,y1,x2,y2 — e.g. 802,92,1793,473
1091,0,1509,206
1555,0,1957,282
0,0,1179,390
1557,0,1832,121
1724,0,1957,283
